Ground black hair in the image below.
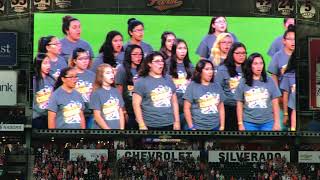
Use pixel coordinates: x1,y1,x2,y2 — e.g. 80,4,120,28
38,36,55,53
62,15,79,35
224,42,247,77
123,44,144,85
54,67,74,90
138,51,166,77
192,60,214,84
159,31,176,59
283,24,295,39
33,53,55,91
243,53,267,87
284,51,296,74
169,39,192,79
127,18,144,37
99,31,123,67
208,16,227,34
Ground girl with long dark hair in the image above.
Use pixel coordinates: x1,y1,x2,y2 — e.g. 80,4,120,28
236,53,281,131
115,44,144,129
47,67,85,129
214,42,247,131
133,51,180,130
160,31,176,60
91,30,124,72
32,53,56,128
183,60,225,130
196,16,238,60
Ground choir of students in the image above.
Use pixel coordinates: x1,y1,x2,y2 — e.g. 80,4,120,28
32,15,296,131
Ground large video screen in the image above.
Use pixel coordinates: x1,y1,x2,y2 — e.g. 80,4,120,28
33,13,293,131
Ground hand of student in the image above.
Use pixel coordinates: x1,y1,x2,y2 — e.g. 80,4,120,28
139,123,148,130
219,126,225,131
283,115,288,126
238,124,245,131
173,121,180,130
272,124,281,131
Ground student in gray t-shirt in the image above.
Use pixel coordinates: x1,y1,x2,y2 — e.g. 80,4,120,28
133,52,180,130
268,25,295,86
236,53,281,131
267,18,295,57
214,42,247,131
47,67,86,129
196,16,238,60
123,18,153,57
183,60,225,130
90,31,125,72
60,15,94,62
115,44,144,130
166,39,193,129
37,36,68,79
90,64,125,129
32,54,56,129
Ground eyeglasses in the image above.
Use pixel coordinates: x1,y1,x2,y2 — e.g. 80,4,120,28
234,52,247,55
152,60,164,64
131,53,143,56
64,76,78,79
48,42,61,46
77,56,90,61
133,29,144,33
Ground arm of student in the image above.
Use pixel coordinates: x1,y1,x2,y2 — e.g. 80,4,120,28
183,100,194,130
119,108,125,130
116,85,124,95
271,74,279,87
218,102,225,131
132,93,147,130
80,111,86,129
282,91,289,126
93,110,110,129
236,101,245,131
272,98,281,131
171,93,180,130
48,111,56,129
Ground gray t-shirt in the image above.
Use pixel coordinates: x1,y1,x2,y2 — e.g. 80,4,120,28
214,65,242,106
90,52,125,73
196,33,238,59
268,48,290,83
47,87,85,129
90,87,124,129
133,75,176,127
183,81,224,130
280,72,296,110
60,37,94,62
75,70,95,103
267,35,283,57
49,56,68,80
115,64,138,114
123,41,153,58
235,77,281,124
32,76,56,119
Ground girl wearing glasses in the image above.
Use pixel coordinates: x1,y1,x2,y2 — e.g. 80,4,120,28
133,51,180,130
38,36,67,79
196,16,238,60
215,42,247,131
32,54,56,129
115,44,144,129
167,39,193,129
69,48,95,128
60,15,94,63
90,64,125,129
210,33,234,71
91,31,124,72
47,67,86,129
183,60,225,130
235,53,281,131
123,18,153,57
159,31,176,60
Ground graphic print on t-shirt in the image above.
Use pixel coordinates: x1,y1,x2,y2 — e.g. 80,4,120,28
150,85,172,107
62,101,82,124
291,84,296,93
198,92,220,114
52,69,61,80
102,96,120,121
228,75,241,93
173,71,189,94
36,86,53,109
127,74,139,97
244,87,269,108
75,80,93,102
280,64,287,75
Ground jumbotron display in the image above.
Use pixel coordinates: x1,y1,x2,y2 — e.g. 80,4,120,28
32,13,295,131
